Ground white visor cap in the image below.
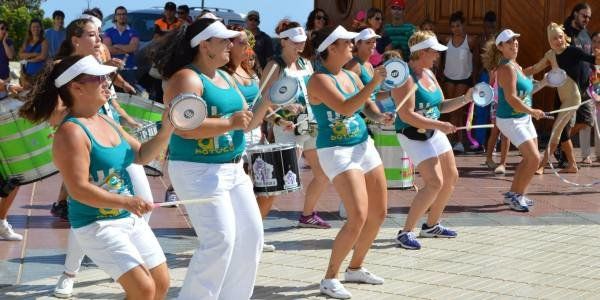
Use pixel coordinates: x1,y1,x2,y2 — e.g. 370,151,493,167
279,27,307,43
78,14,102,28
54,55,117,88
495,29,521,45
409,36,447,53
190,21,241,48
354,28,381,43
316,25,359,53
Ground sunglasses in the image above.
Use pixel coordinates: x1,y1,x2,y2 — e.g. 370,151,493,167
115,13,127,16
76,74,110,85
391,6,404,11
177,11,187,15
247,17,259,22
315,15,328,21
373,17,382,21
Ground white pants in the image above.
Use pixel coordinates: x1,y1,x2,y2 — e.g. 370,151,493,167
169,160,263,300
63,164,153,274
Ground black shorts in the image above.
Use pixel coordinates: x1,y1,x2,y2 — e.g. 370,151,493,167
444,76,472,87
575,98,594,127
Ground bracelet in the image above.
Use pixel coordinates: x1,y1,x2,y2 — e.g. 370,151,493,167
273,116,282,125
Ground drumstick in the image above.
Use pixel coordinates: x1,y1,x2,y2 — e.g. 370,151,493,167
251,64,277,108
394,85,419,113
546,99,593,114
153,197,219,208
455,124,494,130
264,106,283,119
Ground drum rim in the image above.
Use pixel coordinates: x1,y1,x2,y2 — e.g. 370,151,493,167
547,69,567,87
247,143,297,152
254,185,302,196
169,94,208,130
269,77,300,105
472,82,494,107
383,59,410,86
117,92,166,110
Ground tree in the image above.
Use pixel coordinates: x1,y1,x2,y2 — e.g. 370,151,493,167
0,1,50,55
2,1,45,10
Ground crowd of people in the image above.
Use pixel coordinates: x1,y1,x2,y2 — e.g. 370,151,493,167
0,0,598,299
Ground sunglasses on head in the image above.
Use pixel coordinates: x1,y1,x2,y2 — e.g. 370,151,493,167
76,74,111,85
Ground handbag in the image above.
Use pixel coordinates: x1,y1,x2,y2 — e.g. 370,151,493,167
398,126,434,141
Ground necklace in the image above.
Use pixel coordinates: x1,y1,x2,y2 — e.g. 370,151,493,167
234,71,256,81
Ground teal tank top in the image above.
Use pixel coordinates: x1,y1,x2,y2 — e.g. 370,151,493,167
394,69,443,130
235,75,260,106
169,67,246,163
496,60,533,119
64,115,133,228
98,99,120,123
353,57,381,101
311,68,369,148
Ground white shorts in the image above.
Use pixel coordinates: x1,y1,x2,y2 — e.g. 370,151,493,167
273,125,316,150
72,215,166,280
496,115,537,147
317,138,382,181
396,130,452,167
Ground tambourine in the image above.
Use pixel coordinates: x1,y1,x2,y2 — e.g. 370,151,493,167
168,93,208,130
381,58,410,90
269,77,300,106
472,82,494,107
546,68,567,88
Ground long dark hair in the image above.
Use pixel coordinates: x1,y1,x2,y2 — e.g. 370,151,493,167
55,19,95,59
366,8,383,33
564,2,591,26
152,18,217,79
25,18,44,45
449,11,465,24
311,26,338,61
19,56,85,123
306,8,329,32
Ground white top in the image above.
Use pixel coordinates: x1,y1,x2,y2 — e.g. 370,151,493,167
443,35,473,81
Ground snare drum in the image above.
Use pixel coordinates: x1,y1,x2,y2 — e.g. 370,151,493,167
0,99,57,185
117,93,165,122
126,121,158,143
247,144,301,196
269,77,300,106
546,68,567,88
294,113,317,137
169,93,208,130
369,124,413,189
382,58,410,91
472,82,494,107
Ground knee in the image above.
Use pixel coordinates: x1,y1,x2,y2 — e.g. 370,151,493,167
154,274,170,297
526,152,541,166
425,174,443,192
135,279,156,298
445,168,459,187
346,209,368,233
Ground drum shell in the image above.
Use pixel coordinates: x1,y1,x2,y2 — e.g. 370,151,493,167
117,93,165,123
0,110,57,184
247,144,301,196
369,125,413,189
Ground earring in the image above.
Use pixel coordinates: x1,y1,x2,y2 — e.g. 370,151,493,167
75,43,79,47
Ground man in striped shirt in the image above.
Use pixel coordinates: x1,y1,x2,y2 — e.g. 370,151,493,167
383,0,416,61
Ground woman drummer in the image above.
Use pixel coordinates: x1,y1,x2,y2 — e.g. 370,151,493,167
483,29,546,212
50,17,155,298
20,55,172,299
152,18,272,299
527,23,600,174
308,25,390,299
393,30,473,250
262,19,332,229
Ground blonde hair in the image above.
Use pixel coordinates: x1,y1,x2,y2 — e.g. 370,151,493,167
547,22,571,45
382,49,402,61
408,30,436,61
481,38,503,71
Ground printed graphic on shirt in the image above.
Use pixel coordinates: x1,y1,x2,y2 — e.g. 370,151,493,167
195,107,235,155
327,111,361,141
97,171,131,217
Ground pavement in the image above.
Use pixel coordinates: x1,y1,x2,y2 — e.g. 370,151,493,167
2,151,600,299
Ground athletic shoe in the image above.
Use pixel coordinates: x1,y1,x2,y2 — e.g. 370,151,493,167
419,223,457,238
0,220,22,241
503,192,533,206
298,212,331,229
453,143,465,153
494,164,506,174
54,273,75,298
395,231,421,250
164,188,179,207
50,200,69,221
344,267,384,285
508,194,529,212
320,278,352,299
263,243,276,252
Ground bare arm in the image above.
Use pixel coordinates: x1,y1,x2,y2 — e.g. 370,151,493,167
393,78,447,130
103,36,127,55
2,38,14,59
524,51,550,76
26,40,48,62
497,64,544,119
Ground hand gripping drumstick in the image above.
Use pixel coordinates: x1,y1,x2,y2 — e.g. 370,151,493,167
153,197,220,208
455,124,495,130
394,84,419,114
251,64,277,109
545,98,593,115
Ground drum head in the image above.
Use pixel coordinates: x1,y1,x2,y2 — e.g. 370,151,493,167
383,59,410,90
169,94,208,130
472,83,494,107
547,69,567,88
0,98,23,113
269,77,299,105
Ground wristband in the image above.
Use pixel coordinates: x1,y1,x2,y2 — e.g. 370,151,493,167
273,116,282,125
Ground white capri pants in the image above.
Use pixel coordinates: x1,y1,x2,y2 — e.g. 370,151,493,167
63,163,154,275
168,160,263,300
317,138,382,181
496,115,537,147
396,130,453,167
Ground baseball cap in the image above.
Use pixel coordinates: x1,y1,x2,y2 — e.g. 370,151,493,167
495,29,520,45
316,25,359,53
390,0,405,9
54,55,116,88
164,2,176,11
247,10,260,20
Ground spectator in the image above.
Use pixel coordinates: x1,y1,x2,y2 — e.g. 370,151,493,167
45,10,65,58
245,10,273,70
302,8,329,60
365,8,390,67
153,1,181,40
177,5,193,25
0,20,15,81
18,18,48,82
103,6,140,85
383,0,416,61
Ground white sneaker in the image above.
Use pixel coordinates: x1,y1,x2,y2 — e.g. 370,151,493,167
344,267,384,285
54,273,75,298
320,278,352,299
0,220,22,241
263,243,276,252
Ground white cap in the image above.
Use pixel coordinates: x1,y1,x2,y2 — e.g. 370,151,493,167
54,55,117,88
354,28,381,43
190,21,241,48
199,12,222,21
316,25,359,53
78,14,102,28
279,27,307,43
495,29,520,45
409,36,447,53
